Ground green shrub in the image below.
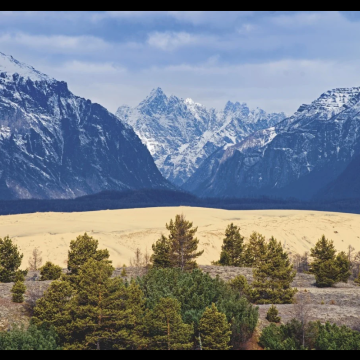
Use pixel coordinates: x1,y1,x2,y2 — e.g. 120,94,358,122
39,262,62,281
266,305,281,323
11,280,26,303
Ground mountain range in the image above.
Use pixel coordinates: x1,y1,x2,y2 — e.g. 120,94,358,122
116,89,286,186
183,88,360,200
0,52,170,199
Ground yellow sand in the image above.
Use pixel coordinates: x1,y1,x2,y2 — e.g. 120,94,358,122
1,207,360,269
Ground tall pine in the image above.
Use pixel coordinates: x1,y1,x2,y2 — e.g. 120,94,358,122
167,214,204,271
218,223,245,266
198,303,231,350
242,232,267,267
251,237,297,304
150,235,172,269
144,297,193,350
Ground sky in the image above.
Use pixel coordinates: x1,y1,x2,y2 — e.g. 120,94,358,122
1,11,360,115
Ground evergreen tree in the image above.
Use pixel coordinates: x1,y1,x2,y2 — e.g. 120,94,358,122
0,236,24,282
11,279,26,303
121,264,127,277
0,325,60,350
33,259,147,350
314,260,340,287
309,235,336,275
218,223,245,266
242,232,267,267
144,297,193,350
32,280,74,344
166,215,204,271
228,275,250,299
266,305,281,323
335,251,351,283
40,262,62,281
251,237,297,304
198,303,231,350
150,235,172,269
67,233,110,275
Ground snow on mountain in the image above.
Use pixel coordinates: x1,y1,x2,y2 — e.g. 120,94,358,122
0,52,171,199
116,89,286,186
183,87,360,200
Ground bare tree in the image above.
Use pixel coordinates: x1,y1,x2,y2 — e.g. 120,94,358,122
28,247,43,271
293,291,312,348
129,247,150,278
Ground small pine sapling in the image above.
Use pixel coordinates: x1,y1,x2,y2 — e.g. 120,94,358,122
11,280,26,303
266,305,281,323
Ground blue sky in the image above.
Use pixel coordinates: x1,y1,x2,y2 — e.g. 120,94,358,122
1,11,360,114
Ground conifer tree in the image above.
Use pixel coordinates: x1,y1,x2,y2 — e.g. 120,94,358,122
198,303,231,350
121,264,127,277
150,235,172,269
0,236,24,282
314,260,340,288
266,305,281,323
167,215,204,271
40,262,62,281
32,280,74,344
242,232,267,267
309,235,336,275
144,297,193,350
11,279,26,303
251,237,297,304
335,251,351,283
228,275,250,299
218,223,245,266
67,233,110,275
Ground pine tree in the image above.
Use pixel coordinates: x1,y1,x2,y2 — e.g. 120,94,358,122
266,305,281,323
67,233,110,275
314,260,340,287
33,259,147,350
11,280,26,303
32,280,74,344
0,236,24,282
198,303,231,350
228,275,250,298
150,235,172,269
309,235,336,275
242,232,267,267
121,264,127,277
144,297,193,350
167,214,204,271
335,251,351,283
251,237,297,304
40,262,62,281
218,223,245,266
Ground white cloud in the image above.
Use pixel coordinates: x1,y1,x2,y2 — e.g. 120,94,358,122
59,60,127,74
147,31,202,51
0,33,110,53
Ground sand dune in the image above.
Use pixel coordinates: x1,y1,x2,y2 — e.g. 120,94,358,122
1,207,360,269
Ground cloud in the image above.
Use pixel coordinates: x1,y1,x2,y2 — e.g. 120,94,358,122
0,32,110,53
59,60,127,74
147,32,203,51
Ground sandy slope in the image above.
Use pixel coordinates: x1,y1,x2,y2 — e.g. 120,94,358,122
1,207,360,269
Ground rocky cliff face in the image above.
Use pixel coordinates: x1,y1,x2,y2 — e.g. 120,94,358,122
116,89,285,186
0,52,171,199
183,88,360,200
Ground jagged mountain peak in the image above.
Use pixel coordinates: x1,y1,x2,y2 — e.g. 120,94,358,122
117,90,286,186
0,51,53,83
0,53,171,199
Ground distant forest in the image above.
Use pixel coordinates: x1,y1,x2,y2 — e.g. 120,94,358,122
0,189,359,215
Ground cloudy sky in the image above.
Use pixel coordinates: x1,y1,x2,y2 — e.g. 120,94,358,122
1,11,360,115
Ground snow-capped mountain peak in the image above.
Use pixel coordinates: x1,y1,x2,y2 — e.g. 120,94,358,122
0,52,53,83
116,89,286,185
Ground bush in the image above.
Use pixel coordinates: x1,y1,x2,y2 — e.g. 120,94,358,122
40,262,62,281
266,305,281,323
11,280,26,303
0,325,60,350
